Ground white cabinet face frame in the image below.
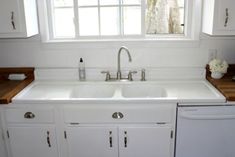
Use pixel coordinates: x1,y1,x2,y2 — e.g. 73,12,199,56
1,104,176,157
62,104,176,157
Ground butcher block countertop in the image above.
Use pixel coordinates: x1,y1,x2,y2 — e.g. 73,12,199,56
0,68,34,104
206,65,235,101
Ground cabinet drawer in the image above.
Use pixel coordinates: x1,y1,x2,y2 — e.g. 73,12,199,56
64,104,176,124
5,107,55,123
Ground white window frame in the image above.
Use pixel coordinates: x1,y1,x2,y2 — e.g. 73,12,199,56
37,0,202,44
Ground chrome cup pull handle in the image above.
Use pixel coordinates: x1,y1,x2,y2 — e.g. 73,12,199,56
112,112,124,119
24,112,35,119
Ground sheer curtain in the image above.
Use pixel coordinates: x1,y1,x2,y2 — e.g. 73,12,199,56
146,0,182,34
146,0,158,34
168,0,182,33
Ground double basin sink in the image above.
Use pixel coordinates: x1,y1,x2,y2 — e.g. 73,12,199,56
12,80,226,102
70,83,167,98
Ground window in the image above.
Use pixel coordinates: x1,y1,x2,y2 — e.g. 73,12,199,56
146,0,184,34
41,0,196,41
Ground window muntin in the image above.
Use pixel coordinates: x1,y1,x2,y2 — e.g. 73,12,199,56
49,0,185,40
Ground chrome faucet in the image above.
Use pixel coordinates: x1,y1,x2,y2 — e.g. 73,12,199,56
101,46,137,81
117,46,132,80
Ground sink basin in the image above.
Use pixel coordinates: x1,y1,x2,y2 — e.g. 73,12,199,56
70,84,116,98
121,84,167,98
70,83,167,99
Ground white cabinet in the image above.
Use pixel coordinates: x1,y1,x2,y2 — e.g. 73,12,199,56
7,126,58,157
2,103,176,157
202,0,235,35
4,107,58,157
65,125,173,157
63,103,176,157
0,0,38,38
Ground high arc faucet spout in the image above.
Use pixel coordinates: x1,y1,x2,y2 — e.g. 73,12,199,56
117,46,132,80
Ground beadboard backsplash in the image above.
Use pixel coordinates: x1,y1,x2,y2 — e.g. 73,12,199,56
0,35,235,68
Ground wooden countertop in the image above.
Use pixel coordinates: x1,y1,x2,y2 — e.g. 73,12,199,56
0,68,34,104
206,65,235,101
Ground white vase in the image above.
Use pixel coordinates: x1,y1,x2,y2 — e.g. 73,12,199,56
211,71,224,79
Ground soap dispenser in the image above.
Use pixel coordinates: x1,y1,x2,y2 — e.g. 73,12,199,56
79,58,86,81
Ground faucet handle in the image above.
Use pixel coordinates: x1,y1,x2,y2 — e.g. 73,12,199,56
128,71,137,81
101,71,111,81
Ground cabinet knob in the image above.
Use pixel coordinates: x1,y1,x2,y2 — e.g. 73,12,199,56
112,112,124,119
24,112,35,119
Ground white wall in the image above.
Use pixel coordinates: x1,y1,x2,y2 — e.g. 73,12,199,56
0,34,235,69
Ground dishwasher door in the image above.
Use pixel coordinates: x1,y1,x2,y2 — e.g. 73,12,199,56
176,106,235,157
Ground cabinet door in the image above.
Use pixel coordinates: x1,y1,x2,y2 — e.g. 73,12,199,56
7,126,58,157
217,0,235,30
0,0,21,33
215,0,235,33
119,126,173,157
66,126,118,157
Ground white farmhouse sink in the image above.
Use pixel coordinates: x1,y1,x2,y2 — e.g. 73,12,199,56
70,84,116,98
121,84,167,98
12,80,226,103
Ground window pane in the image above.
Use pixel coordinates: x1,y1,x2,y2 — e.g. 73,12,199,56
178,0,184,7
54,8,75,37
100,7,119,35
123,0,141,5
78,8,99,36
53,0,73,7
78,0,98,6
146,0,184,34
49,0,187,39
123,7,141,35
179,8,184,28
100,0,119,5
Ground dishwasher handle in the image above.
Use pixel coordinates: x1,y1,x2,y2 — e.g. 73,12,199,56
179,112,235,120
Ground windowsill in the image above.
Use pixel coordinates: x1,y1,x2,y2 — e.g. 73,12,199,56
40,36,201,49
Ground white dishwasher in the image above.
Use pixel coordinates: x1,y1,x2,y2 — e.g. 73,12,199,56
176,105,235,157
